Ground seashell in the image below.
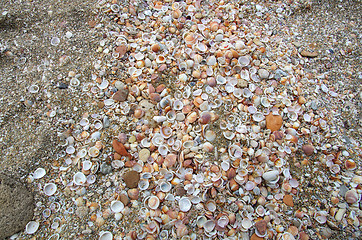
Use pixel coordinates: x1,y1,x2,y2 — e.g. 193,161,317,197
243,88,252,98
216,75,226,84
26,221,39,234
33,168,46,179
73,172,87,185
195,43,208,52
256,205,266,217
253,112,265,122
82,160,92,171
206,56,217,66
204,130,216,142
223,131,235,140
164,154,177,168
151,43,161,52
88,146,100,158
44,183,57,196
160,181,172,192
345,190,359,204
29,85,39,93
183,140,194,149
203,142,214,152
66,145,75,154
99,231,113,240
184,33,196,45
210,21,219,31
173,100,184,111
262,170,279,182
158,144,169,156
186,112,198,124
199,112,211,124
204,220,215,232
280,232,295,240
151,133,164,146
179,197,192,212
138,179,149,190
241,218,252,229
172,140,182,151
160,126,172,139
228,144,243,159
245,181,256,191
111,200,124,213
196,216,207,228
87,174,96,184
238,56,250,67
159,230,169,240
217,215,229,228
345,159,356,170
205,200,216,212
127,188,139,200
330,164,340,174
148,196,160,210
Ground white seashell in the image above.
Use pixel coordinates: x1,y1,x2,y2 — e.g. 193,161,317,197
152,133,164,146
206,56,216,66
26,221,39,234
245,181,255,191
148,196,160,210
87,174,96,184
138,179,149,190
134,52,144,61
241,218,252,229
262,170,279,182
141,138,151,148
104,99,115,106
223,131,235,140
172,140,182,151
179,197,192,212
233,88,243,99
156,55,166,63
91,131,101,140
205,200,216,212
204,220,215,232
94,120,103,130
183,140,194,149
98,79,109,90
166,110,177,121
256,205,266,217
196,216,207,228
33,168,46,179
228,144,243,159
111,200,124,213
44,183,57,196
253,112,265,122
82,160,92,171
221,161,230,171
260,97,270,107
73,172,87,185
179,73,188,82
243,88,252,98
29,85,39,93
205,130,216,142
240,70,250,80
159,181,172,192
99,231,113,240
238,56,250,67
216,75,226,84
153,116,167,123
281,232,295,240
158,144,169,156
88,146,100,158
66,145,75,154
217,215,229,228
196,43,207,52
80,118,89,127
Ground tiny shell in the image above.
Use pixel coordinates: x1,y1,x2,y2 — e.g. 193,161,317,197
25,221,39,234
110,200,124,213
99,231,113,240
345,190,359,204
148,196,160,210
73,172,87,185
44,183,57,196
88,146,100,157
179,197,192,212
204,220,215,232
33,168,46,179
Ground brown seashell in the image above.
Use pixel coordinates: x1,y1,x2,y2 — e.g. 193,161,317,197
265,113,283,132
164,154,177,168
127,188,139,200
345,190,358,204
210,21,219,31
302,144,314,156
115,45,127,57
345,159,356,170
283,194,294,207
151,43,160,52
134,109,145,119
120,193,130,206
150,93,161,102
123,170,140,188
255,220,267,236
227,168,236,179
229,178,239,191
199,112,211,124
113,89,129,102
113,139,131,159
273,131,284,140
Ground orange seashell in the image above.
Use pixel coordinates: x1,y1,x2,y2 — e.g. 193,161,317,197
151,43,160,52
210,21,219,31
113,139,131,159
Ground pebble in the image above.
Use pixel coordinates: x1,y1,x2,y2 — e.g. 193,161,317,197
113,89,129,102
258,69,270,79
138,149,150,162
283,194,294,207
302,144,315,156
265,113,283,132
123,171,140,189
301,50,318,58
320,227,333,238
255,220,267,236
335,208,346,221
100,163,112,175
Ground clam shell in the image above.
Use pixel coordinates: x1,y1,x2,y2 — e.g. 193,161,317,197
241,218,252,229
179,197,192,212
262,170,279,182
160,126,172,139
238,56,250,67
33,168,46,179
196,216,207,228
82,160,92,171
110,200,124,213
73,172,87,185
228,144,243,159
44,183,57,196
148,196,160,209
159,181,172,192
204,220,215,232
88,146,100,158
99,231,113,240
25,221,39,234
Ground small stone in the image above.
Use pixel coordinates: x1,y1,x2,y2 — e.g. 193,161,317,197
283,194,294,207
255,220,267,236
0,174,34,239
299,231,309,240
302,144,315,156
301,50,318,58
320,227,333,238
258,69,269,79
265,113,283,132
120,193,130,206
88,20,97,28
57,82,68,89
113,89,129,102
123,171,140,189
334,208,346,221
139,149,150,162
76,206,89,218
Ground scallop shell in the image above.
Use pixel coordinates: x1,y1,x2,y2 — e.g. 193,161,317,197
179,197,192,212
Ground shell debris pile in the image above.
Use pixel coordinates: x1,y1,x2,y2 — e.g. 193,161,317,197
21,0,361,240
